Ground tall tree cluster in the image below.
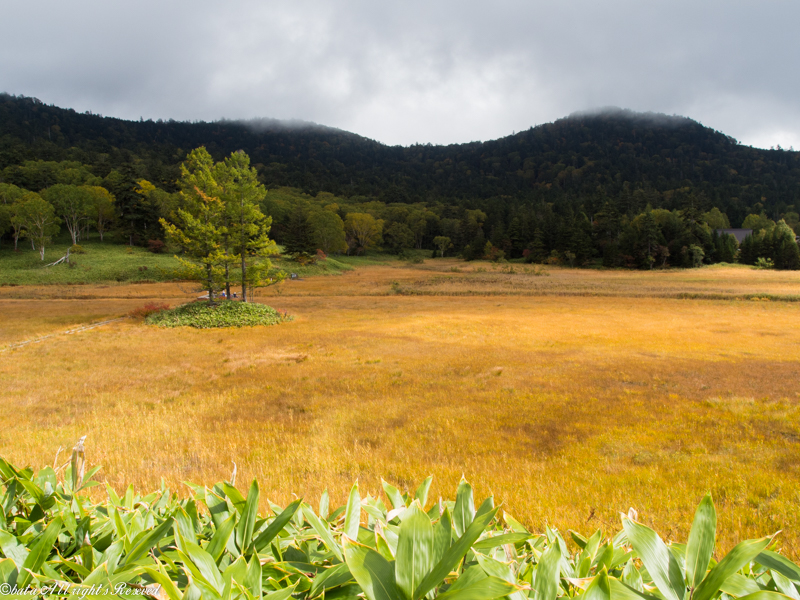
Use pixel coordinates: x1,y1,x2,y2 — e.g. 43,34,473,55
160,148,279,303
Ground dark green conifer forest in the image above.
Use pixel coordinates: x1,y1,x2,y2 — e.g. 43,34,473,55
1,93,799,268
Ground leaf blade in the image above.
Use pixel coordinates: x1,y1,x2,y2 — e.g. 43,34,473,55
686,494,716,591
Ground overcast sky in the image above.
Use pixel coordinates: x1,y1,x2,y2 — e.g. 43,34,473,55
2,1,798,149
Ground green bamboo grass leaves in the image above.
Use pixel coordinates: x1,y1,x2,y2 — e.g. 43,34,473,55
1,454,799,600
342,500,517,600
685,495,717,592
622,493,779,600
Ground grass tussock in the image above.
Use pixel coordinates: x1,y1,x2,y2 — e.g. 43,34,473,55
2,262,800,557
147,300,292,328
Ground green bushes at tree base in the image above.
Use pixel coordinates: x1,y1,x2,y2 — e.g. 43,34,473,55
146,300,291,328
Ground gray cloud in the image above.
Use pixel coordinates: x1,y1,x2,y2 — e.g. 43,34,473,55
2,1,798,148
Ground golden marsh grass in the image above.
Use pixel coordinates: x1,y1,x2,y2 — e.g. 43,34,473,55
1,262,799,555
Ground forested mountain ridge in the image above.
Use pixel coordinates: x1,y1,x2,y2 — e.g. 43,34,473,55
2,93,799,222
2,92,800,270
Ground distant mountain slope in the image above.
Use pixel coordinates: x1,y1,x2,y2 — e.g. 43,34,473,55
1,94,798,222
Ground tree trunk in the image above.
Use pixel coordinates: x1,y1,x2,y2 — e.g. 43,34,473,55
39,243,45,261
206,264,214,306
225,260,231,300
241,253,247,302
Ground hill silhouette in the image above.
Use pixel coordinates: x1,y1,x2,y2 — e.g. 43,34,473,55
2,94,798,221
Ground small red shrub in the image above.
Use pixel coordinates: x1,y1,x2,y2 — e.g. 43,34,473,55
129,302,170,319
147,239,166,254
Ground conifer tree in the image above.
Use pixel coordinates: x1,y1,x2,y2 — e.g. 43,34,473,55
160,148,226,304
217,151,279,302
530,228,547,263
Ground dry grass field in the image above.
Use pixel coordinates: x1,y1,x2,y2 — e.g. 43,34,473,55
2,260,800,555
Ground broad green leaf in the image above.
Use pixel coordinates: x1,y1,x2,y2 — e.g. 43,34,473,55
473,533,531,550
583,529,603,563
119,515,174,567
224,553,248,578
143,562,183,600
533,539,562,600
377,527,396,561
0,557,18,586
0,530,28,569
17,516,61,588
245,555,262,598
415,477,433,507
206,488,231,530
319,489,330,521
720,573,763,597
453,478,475,538
436,574,518,599
571,531,589,550
309,562,353,597
383,480,406,511
344,482,361,541
584,567,612,600
207,513,236,563
623,517,685,600
0,458,17,480
693,537,772,600
610,577,661,600
772,572,800,600
432,508,452,567
594,543,614,571
475,551,525,600
442,564,487,593
414,506,499,600
222,483,246,511
175,506,196,545
176,536,224,591
100,539,125,576
191,577,223,600
236,480,259,553
264,582,299,599
623,559,644,592
475,496,494,520
610,548,634,571
82,561,111,586
503,512,530,534
578,556,592,578
757,552,800,583
253,498,303,552
342,536,404,600
686,494,717,591
16,478,44,505
59,557,90,578
737,594,795,600
183,582,203,600
395,501,434,600
303,504,343,561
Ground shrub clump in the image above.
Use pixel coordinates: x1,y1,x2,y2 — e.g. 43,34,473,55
146,301,292,328
129,302,170,319
147,239,167,253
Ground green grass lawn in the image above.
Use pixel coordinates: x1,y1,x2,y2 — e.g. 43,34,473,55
0,236,405,285
0,237,182,285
